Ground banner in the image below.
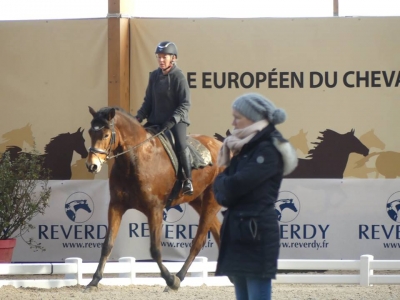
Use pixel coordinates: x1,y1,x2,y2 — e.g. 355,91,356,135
12,179,400,262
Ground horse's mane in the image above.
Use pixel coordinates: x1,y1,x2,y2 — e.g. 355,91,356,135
306,129,341,159
44,133,71,154
113,106,137,122
94,106,136,127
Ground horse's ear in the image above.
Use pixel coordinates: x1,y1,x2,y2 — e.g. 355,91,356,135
351,128,355,134
108,108,116,121
76,127,84,134
89,106,96,117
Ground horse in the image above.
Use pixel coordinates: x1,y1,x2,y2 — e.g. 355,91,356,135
288,129,309,157
0,123,34,153
85,106,223,291
356,151,400,179
65,200,92,222
275,199,298,221
387,200,400,222
285,129,369,179
344,129,385,178
5,128,88,180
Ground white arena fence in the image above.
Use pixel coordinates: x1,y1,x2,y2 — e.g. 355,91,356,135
0,255,399,289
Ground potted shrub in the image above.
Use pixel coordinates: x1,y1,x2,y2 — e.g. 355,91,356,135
0,149,51,262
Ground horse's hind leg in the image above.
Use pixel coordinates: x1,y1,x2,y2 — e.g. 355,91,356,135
147,208,180,290
84,203,125,292
176,188,221,282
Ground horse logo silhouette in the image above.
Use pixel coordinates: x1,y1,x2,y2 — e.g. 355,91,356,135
285,129,369,179
163,204,186,223
275,191,300,223
65,192,94,223
386,192,400,223
4,127,88,180
0,123,34,154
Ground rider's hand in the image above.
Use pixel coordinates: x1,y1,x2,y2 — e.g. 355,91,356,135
162,119,176,131
135,115,143,123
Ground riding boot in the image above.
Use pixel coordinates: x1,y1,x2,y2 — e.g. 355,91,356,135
179,147,193,195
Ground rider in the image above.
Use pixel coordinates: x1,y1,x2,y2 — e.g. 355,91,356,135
135,41,193,195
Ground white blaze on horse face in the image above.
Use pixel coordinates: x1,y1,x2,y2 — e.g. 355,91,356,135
86,153,105,173
93,155,104,173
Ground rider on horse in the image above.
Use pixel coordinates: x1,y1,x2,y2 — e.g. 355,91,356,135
135,41,193,195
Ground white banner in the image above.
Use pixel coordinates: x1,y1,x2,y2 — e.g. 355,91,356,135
12,179,400,262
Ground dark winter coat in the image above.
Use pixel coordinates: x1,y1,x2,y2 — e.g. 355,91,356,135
136,65,190,126
213,124,298,279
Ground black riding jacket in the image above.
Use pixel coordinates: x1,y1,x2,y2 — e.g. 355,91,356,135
136,65,191,126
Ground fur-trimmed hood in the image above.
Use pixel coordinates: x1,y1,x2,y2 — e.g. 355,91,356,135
272,137,298,176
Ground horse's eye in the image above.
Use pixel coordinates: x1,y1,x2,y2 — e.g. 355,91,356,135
104,134,109,139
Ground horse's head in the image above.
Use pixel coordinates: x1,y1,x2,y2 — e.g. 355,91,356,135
360,129,385,150
345,129,369,157
71,127,88,159
86,106,116,173
2,123,35,148
73,200,92,213
289,129,309,155
278,199,298,213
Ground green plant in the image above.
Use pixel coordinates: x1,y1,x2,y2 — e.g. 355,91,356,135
0,149,51,251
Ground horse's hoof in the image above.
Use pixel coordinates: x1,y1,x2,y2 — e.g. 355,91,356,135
83,285,98,293
169,275,181,290
163,285,179,293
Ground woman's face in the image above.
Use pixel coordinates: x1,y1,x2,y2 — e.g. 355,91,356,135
232,109,254,130
156,53,174,70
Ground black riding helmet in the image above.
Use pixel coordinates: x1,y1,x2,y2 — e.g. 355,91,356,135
155,41,178,58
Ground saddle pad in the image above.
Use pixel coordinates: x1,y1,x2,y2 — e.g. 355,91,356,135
145,127,212,175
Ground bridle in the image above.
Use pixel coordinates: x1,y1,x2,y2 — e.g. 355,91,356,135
88,119,165,163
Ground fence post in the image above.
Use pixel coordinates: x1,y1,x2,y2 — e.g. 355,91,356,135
65,257,83,285
190,256,208,284
360,255,373,286
119,257,136,284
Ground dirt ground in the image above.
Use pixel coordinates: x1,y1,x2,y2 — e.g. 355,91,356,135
1,283,400,300
1,272,400,300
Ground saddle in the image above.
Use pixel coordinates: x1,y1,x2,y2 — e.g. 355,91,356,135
145,126,213,174
145,126,213,208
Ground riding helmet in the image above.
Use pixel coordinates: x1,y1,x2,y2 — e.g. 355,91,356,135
155,41,178,58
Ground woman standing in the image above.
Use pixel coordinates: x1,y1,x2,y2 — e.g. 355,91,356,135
213,93,298,300
135,41,193,195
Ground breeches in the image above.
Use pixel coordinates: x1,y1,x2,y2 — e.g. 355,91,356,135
171,122,188,153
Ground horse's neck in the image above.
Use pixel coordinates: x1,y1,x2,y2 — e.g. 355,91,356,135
116,121,150,151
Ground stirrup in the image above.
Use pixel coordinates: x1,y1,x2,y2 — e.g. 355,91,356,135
182,179,193,195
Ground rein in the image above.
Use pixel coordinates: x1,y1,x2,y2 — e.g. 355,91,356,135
89,120,165,161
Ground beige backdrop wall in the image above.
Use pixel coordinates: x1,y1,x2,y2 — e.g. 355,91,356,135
0,19,109,179
130,17,400,178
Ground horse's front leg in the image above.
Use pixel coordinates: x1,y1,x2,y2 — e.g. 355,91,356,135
84,203,125,292
176,191,221,282
148,209,180,290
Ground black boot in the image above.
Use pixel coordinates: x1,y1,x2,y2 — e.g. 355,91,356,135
179,147,193,195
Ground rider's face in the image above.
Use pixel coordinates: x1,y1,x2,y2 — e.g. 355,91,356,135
232,109,255,130
156,54,174,70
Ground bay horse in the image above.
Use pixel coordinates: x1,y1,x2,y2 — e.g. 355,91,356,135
85,106,223,291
